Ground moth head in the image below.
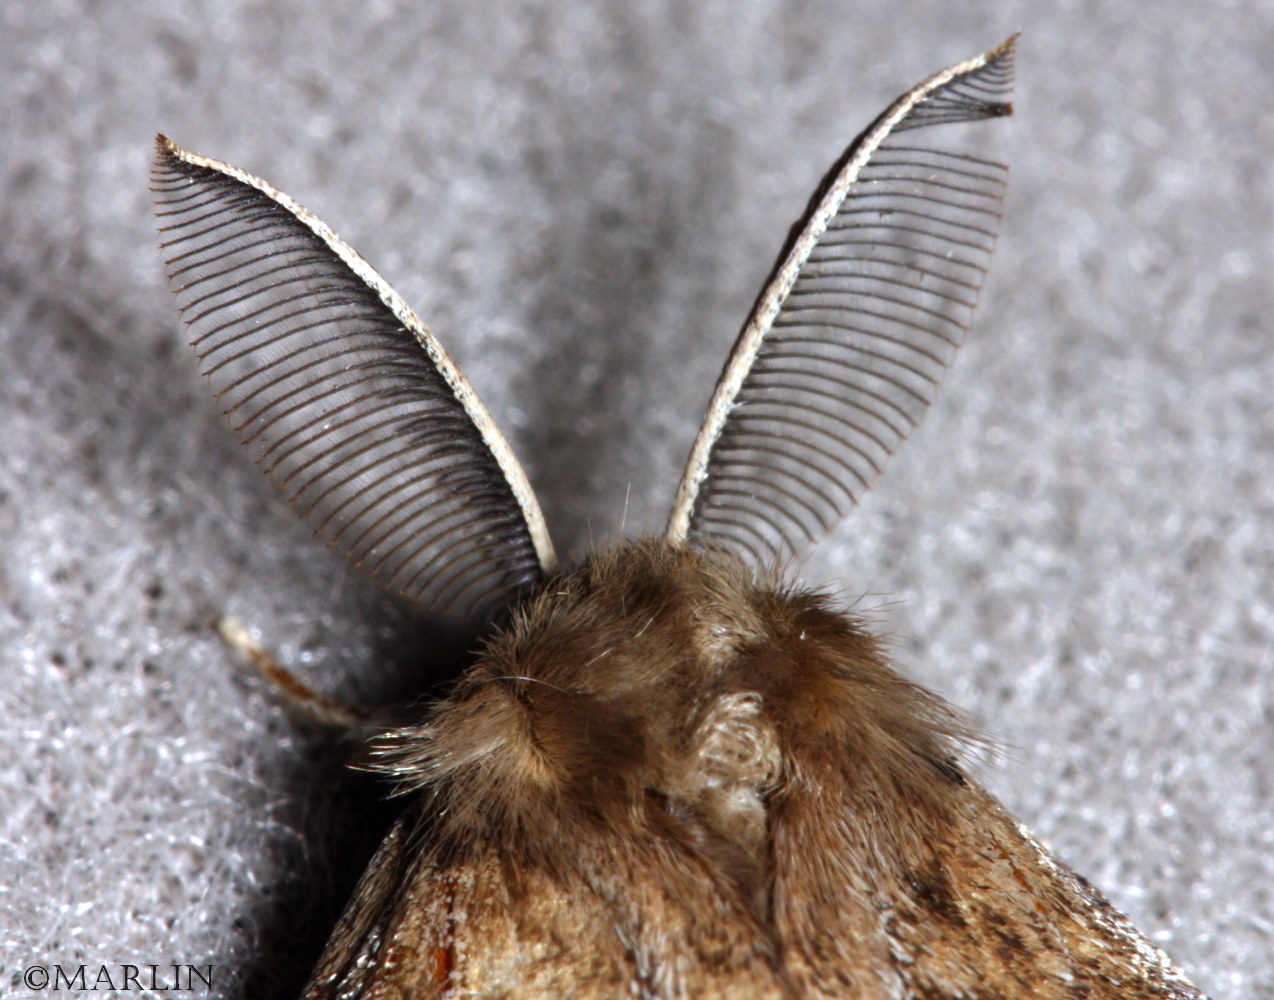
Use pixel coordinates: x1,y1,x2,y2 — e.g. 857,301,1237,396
371,540,975,889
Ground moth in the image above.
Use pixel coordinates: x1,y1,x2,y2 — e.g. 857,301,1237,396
152,36,1210,1000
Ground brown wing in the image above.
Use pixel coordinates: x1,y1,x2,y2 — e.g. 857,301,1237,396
301,832,636,999
301,801,796,999
298,809,417,999
772,778,1206,1000
303,778,1203,999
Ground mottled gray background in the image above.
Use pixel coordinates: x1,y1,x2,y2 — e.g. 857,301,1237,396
1,2,1270,997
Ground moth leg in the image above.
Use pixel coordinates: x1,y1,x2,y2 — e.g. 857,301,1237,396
217,616,372,729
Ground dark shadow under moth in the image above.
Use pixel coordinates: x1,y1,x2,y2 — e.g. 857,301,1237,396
151,35,1210,1000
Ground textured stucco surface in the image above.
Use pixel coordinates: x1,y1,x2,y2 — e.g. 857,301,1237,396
1,2,1271,997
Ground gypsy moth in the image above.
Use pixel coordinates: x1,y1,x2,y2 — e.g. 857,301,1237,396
153,34,1208,999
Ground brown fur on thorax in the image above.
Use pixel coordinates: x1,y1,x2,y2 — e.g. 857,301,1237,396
376,538,974,916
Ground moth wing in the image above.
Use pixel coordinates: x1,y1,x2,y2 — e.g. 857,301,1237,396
300,824,631,1000
152,140,555,622
907,788,1205,998
302,805,795,999
772,777,1206,999
668,37,1015,568
297,810,418,1000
